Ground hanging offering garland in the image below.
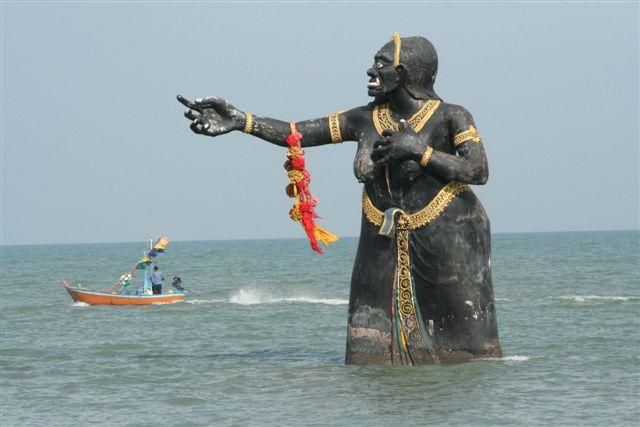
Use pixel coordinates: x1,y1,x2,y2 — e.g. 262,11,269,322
284,123,339,253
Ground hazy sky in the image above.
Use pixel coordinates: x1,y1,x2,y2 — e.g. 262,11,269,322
1,1,638,245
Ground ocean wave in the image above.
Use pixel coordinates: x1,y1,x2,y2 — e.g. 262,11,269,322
478,355,530,362
500,355,530,362
281,297,348,305
229,288,347,306
72,302,91,307
186,298,226,305
556,295,638,303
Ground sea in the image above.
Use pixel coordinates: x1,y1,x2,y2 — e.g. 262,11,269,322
1,230,638,426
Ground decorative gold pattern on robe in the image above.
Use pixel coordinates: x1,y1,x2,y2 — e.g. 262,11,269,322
363,181,469,364
328,112,343,144
453,125,481,147
372,100,441,136
362,181,470,230
395,218,423,349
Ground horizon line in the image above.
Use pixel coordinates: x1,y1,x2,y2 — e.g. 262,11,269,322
1,228,638,248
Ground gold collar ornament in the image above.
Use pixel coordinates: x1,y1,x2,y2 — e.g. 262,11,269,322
372,100,441,136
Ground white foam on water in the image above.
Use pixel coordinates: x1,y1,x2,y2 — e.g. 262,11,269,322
229,288,266,305
229,288,347,306
72,302,90,307
477,355,530,362
186,298,226,305
495,297,510,302
557,295,637,303
500,355,530,362
281,296,348,305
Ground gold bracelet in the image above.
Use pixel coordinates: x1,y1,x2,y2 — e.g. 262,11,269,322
243,112,254,134
420,146,434,167
328,112,343,143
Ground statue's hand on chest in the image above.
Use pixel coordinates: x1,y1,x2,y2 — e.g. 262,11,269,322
371,121,432,181
354,124,433,183
372,121,429,163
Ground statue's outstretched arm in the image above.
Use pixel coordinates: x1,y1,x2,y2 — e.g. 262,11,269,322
177,95,353,148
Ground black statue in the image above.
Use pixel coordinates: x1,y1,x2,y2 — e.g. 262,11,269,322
178,33,501,364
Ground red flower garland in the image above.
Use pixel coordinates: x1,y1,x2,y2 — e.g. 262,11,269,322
284,125,338,253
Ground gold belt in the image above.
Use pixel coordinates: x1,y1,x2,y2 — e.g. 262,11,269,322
362,181,470,231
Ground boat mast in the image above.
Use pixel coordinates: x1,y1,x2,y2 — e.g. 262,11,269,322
143,237,153,293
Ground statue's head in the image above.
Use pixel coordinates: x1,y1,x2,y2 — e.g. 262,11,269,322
367,33,440,101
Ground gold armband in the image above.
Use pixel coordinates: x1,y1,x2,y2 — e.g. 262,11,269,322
420,146,434,167
453,125,481,147
243,112,254,134
328,112,343,143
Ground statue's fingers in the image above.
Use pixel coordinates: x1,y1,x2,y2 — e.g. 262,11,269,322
199,96,237,114
371,146,389,160
372,144,390,153
198,96,225,108
373,154,390,164
373,139,390,149
177,94,191,106
177,95,201,112
184,109,199,121
399,119,418,134
189,121,201,134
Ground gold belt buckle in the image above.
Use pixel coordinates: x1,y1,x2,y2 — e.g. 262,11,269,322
379,208,407,237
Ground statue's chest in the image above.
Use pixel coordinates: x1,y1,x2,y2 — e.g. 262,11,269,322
352,104,453,185
360,117,451,152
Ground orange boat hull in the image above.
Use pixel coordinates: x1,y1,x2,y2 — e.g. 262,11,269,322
61,282,185,305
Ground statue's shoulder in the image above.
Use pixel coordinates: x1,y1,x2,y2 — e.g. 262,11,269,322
439,102,473,119
341,104,375,126
438,102,476,132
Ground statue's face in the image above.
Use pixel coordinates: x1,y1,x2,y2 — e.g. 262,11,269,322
367,47,401,98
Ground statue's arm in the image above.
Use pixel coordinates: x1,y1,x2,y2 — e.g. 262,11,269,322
423,105,489,185
177,95,358,148
248,112,357,148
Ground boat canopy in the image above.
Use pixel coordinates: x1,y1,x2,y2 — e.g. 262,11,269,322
112,237,170,293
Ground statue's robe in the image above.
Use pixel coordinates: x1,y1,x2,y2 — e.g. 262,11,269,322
346,101,501,365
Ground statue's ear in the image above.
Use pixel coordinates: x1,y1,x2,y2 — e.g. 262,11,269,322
395,63,408,82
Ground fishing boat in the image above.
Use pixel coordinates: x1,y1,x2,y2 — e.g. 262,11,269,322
60,237,187,305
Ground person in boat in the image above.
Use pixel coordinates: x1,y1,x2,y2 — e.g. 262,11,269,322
171,276,184,291
151,266,165,295
177,33,501,365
